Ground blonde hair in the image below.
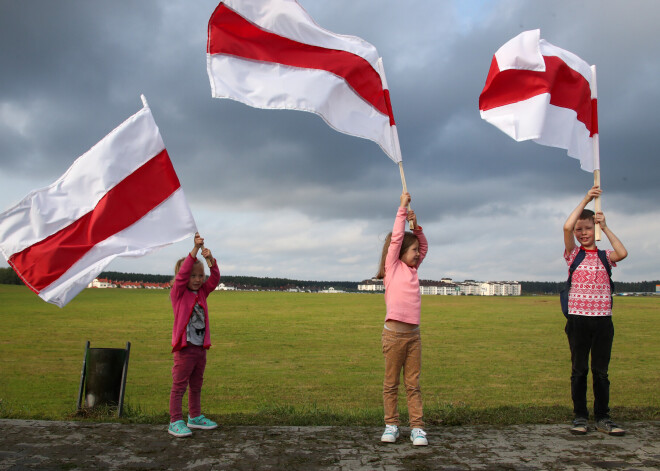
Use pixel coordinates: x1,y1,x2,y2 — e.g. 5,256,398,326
375,231,419,279
174,256,203,277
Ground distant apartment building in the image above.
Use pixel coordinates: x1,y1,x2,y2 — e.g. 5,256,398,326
357,277,520,296
419,280,459,296
357,278,385,292
480,281,522,296
457,280,481,296
88,278,115,288
216,283,237,291
319,287,344,293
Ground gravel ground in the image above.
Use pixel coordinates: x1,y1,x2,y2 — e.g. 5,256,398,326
0,419,659,470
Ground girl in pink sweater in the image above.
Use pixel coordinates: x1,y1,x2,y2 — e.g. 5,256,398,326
376,192,429,446
168,232,220,438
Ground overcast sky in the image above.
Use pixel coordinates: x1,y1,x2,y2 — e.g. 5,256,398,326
1,0,659,283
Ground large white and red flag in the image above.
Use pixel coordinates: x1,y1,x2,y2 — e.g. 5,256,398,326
479,29,598,172
206,0,401,163
0,97,197,307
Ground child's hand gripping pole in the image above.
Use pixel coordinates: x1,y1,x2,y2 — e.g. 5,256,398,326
398,162,414,230
201,244,213,268
194,232,213,268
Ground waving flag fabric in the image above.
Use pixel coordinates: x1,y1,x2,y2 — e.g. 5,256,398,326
479,29,598,172
206,0,401,163
0,98,196,307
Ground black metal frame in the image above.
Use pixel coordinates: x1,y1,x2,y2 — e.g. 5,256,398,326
76,341,131,417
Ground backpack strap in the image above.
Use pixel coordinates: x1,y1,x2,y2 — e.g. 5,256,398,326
567,248,586,284
597,249,615,308
596,249,613,279
561,248,586,316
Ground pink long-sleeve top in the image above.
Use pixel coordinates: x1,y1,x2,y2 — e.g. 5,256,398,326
383,207,428,325
170,254,220,352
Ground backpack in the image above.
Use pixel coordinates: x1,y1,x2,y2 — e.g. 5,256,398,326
560,248,614,318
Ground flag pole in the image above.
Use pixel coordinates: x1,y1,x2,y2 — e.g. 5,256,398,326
393,131,414,230
142,94,212,264
591,65,601,241
379,57,414,230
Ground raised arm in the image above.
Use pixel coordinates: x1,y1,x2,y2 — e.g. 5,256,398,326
563,186,601,253
385,192,412,269
596,212,628,263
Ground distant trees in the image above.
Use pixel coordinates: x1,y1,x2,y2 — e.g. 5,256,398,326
0,267,23,285
1,267,657,294
100,271,171,284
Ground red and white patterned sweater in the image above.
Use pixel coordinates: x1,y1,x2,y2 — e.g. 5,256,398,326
564,246,616,316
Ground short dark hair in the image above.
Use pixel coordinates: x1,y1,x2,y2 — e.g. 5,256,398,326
578,209,595,222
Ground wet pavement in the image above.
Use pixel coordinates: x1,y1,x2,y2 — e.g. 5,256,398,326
0,419,658,470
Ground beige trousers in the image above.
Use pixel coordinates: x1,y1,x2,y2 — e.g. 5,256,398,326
381,327,424,428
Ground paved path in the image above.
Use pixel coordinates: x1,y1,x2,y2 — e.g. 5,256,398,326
0,419,658,470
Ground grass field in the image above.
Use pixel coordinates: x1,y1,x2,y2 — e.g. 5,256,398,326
0,285,658,425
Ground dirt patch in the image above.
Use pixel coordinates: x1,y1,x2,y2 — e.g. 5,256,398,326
1,420,658,470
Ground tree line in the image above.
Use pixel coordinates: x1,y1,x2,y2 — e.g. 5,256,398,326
0,267,657,294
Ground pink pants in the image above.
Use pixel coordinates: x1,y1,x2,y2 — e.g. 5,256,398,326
381,328,424,428
169,345,207,423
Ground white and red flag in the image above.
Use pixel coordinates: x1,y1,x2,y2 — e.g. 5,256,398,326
0,97,197,307
479,29,598,172
206,0,401,163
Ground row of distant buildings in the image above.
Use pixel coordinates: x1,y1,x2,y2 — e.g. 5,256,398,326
358,278,522,296
88,278,171,290
88,278,345,293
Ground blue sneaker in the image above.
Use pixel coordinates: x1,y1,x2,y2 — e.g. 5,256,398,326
168,420,192,437
187,414,218,430
381,424,400,443
410,428,428,446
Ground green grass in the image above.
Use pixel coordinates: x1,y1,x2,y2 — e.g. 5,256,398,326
0,285,658,425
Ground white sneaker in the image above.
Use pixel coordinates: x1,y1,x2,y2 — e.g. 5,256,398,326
410,428,428,446
381,424,400,443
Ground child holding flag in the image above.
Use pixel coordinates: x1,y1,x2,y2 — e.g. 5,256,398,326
563,186,627,436
377,191,429,446
168,232,220,437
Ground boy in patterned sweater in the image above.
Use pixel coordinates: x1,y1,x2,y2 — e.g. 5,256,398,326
563,185,628,436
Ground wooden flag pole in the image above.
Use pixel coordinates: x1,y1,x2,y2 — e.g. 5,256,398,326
590,65,601,241
141,95,212,266
398,161,414,230
593,169,602,241
377,57,414,230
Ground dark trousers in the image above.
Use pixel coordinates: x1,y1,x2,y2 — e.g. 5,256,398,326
564,315,614,420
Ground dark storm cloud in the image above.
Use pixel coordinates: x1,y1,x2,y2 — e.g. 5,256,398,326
0,0,658,281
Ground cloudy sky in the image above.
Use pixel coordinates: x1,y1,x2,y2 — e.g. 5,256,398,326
1,0,658,283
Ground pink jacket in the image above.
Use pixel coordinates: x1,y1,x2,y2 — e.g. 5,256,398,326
170,254,220,352
384,207,428,325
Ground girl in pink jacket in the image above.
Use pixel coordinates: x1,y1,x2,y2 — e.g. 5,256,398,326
376,192,429,446
168,232,220,438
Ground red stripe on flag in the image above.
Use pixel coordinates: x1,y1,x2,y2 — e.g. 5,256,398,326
207,4,391,120
479,55,596,136
9,150,181,293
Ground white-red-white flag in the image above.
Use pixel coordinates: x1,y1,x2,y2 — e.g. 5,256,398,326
0,97,197,307
206,0,401,163
479,29,598,172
